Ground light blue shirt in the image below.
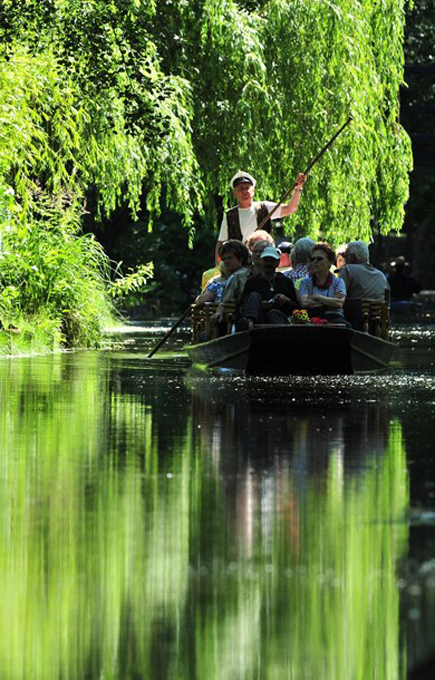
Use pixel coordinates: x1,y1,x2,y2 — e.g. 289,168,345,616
299,276,346,301
206,278,226,303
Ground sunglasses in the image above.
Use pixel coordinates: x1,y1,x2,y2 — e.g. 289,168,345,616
310,256,326,262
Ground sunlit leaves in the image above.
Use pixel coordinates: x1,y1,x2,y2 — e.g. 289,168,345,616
0,0,411,241
108,262,154,300
0,0,412,344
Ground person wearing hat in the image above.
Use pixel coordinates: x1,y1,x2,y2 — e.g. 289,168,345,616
387,255,422,301
236,246,299,329
215,170,307,265
276,241,294,270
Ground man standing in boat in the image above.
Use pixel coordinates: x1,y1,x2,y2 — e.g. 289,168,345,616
215,170,307,265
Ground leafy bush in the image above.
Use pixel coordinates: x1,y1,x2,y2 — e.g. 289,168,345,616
0,204,114,346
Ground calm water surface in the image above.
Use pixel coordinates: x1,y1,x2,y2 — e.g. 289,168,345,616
0,321,434,680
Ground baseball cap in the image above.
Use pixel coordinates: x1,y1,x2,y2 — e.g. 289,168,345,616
260,246,281,261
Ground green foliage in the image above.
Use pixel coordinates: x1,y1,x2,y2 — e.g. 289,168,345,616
0,310,63,355
108,262,154,301
0,0,412,338
0,199,114,347
1,0,412,238
151,0,412,241
0,1,202,223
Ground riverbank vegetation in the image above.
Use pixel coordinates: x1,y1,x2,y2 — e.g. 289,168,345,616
0,0,412,349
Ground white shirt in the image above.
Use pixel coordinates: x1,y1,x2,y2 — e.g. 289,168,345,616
218,201,284,242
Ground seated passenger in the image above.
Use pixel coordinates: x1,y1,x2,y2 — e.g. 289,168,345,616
334,244,347,273
339,241,389,300
245,230,275,251
277,241,294,270
195,263,228,305
248,239,271,276
338,241,390,329
237,246,298,329
214,239,271,322
299,243,348,325
201,227,264,293
210,240,250,328
284,237,316,288
387,256,422,301
219,239,250,280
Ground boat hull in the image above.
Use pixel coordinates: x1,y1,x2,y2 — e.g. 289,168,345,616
184,325,397,375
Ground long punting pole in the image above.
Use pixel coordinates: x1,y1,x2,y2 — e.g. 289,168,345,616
256,116,352,231
147,306,191,359
147,117,352,359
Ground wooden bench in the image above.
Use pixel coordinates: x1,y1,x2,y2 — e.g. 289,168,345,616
343,298,390,340
191,299,390,342
190,302,236,343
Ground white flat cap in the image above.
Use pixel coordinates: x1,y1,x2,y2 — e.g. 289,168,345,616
230,171,256,189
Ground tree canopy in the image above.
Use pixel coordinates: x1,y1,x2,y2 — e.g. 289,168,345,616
0,0,413,339
1,0,412,233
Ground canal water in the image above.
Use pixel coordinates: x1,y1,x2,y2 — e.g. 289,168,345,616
0,320,434,680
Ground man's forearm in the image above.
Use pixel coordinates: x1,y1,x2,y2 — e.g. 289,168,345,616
281,189,303,216
280,173,306,216
311,294,344,309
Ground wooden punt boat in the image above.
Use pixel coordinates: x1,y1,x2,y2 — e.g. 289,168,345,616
184,324,396,375
184,299,397,375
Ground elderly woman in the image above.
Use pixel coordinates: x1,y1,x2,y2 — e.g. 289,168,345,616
299,242,349,324
284,237,316,287
197,240,250,306
245,230,275,251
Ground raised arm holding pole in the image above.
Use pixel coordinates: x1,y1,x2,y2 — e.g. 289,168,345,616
256,116,353,231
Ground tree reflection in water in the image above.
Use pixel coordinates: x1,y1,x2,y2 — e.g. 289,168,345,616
0,355,409,679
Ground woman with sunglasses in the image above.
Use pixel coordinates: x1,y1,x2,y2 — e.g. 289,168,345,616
299,243,349,325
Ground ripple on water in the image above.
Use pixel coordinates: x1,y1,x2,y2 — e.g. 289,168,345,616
391,323,435,344
182,369,435,411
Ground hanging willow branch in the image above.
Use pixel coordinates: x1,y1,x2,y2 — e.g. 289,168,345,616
256,116,353,231
0,0,412,344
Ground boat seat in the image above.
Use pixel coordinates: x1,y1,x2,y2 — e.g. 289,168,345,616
190,302,236,342
343,298,390,340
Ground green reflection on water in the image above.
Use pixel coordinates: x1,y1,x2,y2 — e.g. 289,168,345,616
0,355,409,680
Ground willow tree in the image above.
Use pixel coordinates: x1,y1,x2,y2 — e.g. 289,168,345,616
0,1,201,342
0,0,412,342
152,0,412,242
1,0,412,238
